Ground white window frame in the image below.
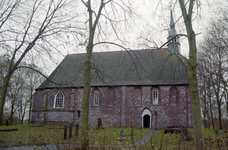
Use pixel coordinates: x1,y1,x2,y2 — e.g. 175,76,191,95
153,88,158,104
53,91,64,108
94,90,99,106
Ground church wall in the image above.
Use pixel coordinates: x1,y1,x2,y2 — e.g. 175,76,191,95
89,87,123,127
31,85,192,129
31,88,76,124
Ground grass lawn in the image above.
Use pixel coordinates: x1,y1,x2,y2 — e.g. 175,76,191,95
1,124,227,149
0,124,152,148
145,128,228,150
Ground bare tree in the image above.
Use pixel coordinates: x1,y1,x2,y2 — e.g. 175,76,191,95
178,0,204,149
198,60,216,129
198,10,228,129
26,64,43,123
7,70,25,124
0,0,80,125
79,0,134,149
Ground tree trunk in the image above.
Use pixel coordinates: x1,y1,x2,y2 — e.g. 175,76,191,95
0,75,11,125
188,52,204,149
81,60,91,150
179,0,204,149
203,110,206,128
28,88,33,123
217,100,222,129
21,100,27,123
206,102,210,129
214,91,223,129
80,0,104,149
225,89,228,117
203,92,207,128
10,101,14,125
208,81,215,129
226,91,228,119
210,103,215,129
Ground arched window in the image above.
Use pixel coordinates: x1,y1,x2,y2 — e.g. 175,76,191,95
94,90,99,106
152,88,159,104
54,91,64,108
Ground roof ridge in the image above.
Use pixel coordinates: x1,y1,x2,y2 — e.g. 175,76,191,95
67,48,168,56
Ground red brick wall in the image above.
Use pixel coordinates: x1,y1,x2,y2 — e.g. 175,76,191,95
31,85,192,129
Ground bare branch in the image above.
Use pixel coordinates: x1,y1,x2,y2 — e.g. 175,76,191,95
0,0,20,28
81,0,88,8
93,41,130,50
158,34,188,49
188,0,194,19
16,66,62,86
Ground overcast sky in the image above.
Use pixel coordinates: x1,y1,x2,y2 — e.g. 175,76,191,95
33,0,228,75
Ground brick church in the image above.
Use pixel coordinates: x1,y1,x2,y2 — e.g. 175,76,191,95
31,11,193,129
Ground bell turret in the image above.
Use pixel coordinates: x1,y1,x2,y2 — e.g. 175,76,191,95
167,9,180,54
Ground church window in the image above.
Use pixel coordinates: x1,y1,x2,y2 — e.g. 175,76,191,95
94,90,99,106
153,88,158,104
54,91,64,108
77,111,81,118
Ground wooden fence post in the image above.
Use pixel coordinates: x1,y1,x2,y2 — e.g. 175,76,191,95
69,123,72,138
64,125,67,139
75,123,79,136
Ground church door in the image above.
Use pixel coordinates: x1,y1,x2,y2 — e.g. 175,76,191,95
143,115,150,128
142,108,151,128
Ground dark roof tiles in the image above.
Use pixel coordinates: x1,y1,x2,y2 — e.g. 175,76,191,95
37,48,189,89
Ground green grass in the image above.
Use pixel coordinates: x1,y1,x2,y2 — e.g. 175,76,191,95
0,124,152,148
1,124,227,149
88,126,152,146
145,128,228,150
0,124,65,147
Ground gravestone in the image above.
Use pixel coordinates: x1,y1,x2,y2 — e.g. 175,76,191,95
185,128,189,141
120,130,125,137
75,123,79,136
180,123,184,142
130,128,134,136
118,130,126,141
69,123,72,138
98,118,103,129
64,125,67,139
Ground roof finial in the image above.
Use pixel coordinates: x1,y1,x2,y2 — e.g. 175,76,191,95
167,1,180,55
169,1,172,10
170,2,174,29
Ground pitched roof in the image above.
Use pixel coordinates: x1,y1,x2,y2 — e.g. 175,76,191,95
37,48,189,89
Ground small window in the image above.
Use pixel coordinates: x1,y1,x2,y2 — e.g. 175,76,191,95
54,91,64,108
153,88,158,104
94,90,99,106
77,111,81,118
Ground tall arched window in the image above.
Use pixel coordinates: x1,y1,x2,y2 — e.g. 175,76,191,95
94,90,99,106
152,88,159,104
54,91,64,108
